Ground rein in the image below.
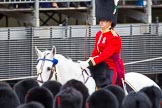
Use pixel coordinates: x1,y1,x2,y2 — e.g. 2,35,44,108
81,68,91,84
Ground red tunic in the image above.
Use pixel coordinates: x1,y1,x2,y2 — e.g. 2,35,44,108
90,30,125,85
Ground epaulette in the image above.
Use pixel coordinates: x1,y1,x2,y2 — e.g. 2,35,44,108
111,30,118,37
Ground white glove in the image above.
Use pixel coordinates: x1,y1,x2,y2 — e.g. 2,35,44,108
78,60,89,69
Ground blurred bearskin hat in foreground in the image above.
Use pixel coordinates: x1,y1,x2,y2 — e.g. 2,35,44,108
0,81,12,89
86,89,119,108
60,79,89,108
55,87,83,108
25,87,54,108
139,86,162,108
17,102,45,108
122,91,152,108
42,80,62,98
104,84,125,108
0,87,20,108
95,0,119,28
13,78,39,104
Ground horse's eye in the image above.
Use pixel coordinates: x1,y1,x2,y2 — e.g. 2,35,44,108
47,67,51,71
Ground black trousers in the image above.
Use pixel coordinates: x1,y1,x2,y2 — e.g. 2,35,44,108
89,62,115,88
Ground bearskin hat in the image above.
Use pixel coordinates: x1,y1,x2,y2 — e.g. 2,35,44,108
13,78,39,104
0,87,20,108
16,102,45,108
104,84,125,108
25,87,54,108
55,87,83,108
95,0,118,28
0,81,12,89
122,91,152,108
86,89,119,108
60,79,89,108
42,80,62,98
139,86,162,108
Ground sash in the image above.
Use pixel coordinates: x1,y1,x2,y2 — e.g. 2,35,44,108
111,54,125,86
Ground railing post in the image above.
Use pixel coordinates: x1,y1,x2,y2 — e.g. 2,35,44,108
122,0,126,5
8,28,10,40
88,26,91,56
50,27,53,47
155,17,159,35
149,24,151,34
69,26,71,38
90,0,96,25
145,0,152,24
130,25,133,36
34,0,40,27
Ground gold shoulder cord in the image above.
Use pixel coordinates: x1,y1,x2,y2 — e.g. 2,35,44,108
97,33,103,52
111,29,118,37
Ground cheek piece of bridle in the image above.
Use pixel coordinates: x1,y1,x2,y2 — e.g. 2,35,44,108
37,58,58,83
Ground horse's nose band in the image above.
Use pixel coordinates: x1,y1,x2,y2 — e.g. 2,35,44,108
37,58,58,65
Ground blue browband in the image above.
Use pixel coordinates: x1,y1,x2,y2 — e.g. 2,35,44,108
37,58,58,65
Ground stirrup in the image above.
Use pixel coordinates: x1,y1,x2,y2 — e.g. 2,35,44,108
95,86,99,91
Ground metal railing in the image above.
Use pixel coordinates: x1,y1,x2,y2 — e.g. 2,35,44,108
0,0,161,5
0,24,162,80
0,0,91,4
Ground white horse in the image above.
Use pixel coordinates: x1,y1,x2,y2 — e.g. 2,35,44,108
35,46,96,94
35,46,161,94
124,72,161,92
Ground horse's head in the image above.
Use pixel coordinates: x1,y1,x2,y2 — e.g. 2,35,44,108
35,46,96,94
35,46,58,85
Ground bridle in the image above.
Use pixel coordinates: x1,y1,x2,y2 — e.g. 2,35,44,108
36,54,91,85
81,68,91,84
36,56,58,84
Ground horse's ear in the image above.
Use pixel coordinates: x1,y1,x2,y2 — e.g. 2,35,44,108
35,46,42,58
51,46,56,57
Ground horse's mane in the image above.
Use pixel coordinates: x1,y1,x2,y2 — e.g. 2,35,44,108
54,54,78,67
55,54,76,63
63,55,73,61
